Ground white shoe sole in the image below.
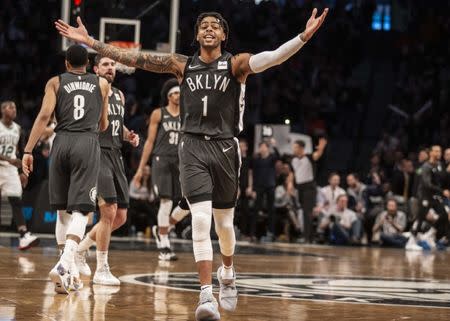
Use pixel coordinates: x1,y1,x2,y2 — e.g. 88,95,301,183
49,269,69,294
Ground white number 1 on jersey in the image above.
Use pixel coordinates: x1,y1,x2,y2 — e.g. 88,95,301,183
202,95,208,117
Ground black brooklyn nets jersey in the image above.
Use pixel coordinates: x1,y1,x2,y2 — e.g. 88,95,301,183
99,87,124,149
152,107,180,157
55,72,103,133
180,51,245,139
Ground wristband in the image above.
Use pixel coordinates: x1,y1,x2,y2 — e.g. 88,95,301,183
23,151,32,155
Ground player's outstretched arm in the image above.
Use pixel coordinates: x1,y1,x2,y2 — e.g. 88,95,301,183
22,77,58,176
132,108,161,188
232,8,328,82
55,17,187,79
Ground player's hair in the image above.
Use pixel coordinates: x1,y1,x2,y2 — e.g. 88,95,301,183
66,44,88,68
294,140,305,148
93,54,107,66
160,78,180,106
193,12,229,48
1,101,15,110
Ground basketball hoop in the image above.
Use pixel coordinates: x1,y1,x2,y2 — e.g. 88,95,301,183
108,41,141,74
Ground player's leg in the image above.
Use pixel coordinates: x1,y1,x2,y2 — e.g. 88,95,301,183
55,210,72,252
49,135,99,293
169,197,190,227
179,135,219,321
152,156,177,260
210,138,240,312
1,168,39,250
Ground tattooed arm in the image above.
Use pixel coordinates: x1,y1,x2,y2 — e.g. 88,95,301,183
55,17,187,80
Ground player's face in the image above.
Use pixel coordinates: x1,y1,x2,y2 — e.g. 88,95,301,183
96,57,116,83
196,17,226,49
2,103,16,120
168,91,180,106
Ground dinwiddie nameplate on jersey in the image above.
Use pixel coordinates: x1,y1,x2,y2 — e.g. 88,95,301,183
218,61,228,70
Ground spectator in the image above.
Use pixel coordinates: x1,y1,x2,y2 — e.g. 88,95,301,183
372,199,408,248
320,194,362,245
391,159,415,202
319,172,346,215
250,139,279,241
346,173,367,214
235,138,253,239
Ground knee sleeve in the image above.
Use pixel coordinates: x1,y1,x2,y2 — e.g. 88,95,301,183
157,199,173,227
66,211,89,240
190,201,213,262
56,210,72,245
213,208,236,257
171,206,190,223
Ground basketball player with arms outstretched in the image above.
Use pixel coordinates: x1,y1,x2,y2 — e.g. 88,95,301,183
73,55,140,286
56,8,327,319
0,101,39,250
132,78,190,262
22,45,109,293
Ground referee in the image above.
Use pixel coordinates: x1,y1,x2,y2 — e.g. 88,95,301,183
291,138,327,242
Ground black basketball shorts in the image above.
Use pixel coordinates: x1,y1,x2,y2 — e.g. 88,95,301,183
178,134,240,209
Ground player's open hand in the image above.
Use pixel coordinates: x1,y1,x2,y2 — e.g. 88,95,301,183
55,16,91,46
302,8,329,42
128,130,140,147
22,154,33,177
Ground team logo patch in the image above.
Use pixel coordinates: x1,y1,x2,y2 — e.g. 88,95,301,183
89,187,97,203
120,272,450,308
218,61,228,70
115,93,121,101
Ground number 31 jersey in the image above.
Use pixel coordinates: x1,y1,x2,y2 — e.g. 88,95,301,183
152,107,180,157
55,72,103,134
180,51,246,139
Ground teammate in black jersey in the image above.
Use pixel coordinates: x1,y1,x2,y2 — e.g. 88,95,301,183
75,55,140,286
23,45,109,294
56,8,328,319
132,79,190,262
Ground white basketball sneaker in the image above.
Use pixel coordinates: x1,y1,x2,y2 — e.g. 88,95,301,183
19,232,39,250
93,264,121,286
75,250,92,277
195,289,220,321
49,263,68,294
217,266,238,311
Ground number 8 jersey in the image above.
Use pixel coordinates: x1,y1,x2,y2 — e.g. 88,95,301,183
152,107,181,157
180,51,246,139
55,72,103,134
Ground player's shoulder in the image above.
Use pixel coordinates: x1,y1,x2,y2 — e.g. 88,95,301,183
151,107,163,121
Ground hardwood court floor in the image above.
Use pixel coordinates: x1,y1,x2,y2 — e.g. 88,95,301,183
1,237,450,320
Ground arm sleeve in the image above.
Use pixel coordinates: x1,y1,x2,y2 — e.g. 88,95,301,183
249,35,306,73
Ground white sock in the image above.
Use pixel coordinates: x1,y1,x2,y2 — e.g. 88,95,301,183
221,264,234,279
200,284,213,295
160,234,170,248
60,239,78,270
78,234,95,252
96,251,108,270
